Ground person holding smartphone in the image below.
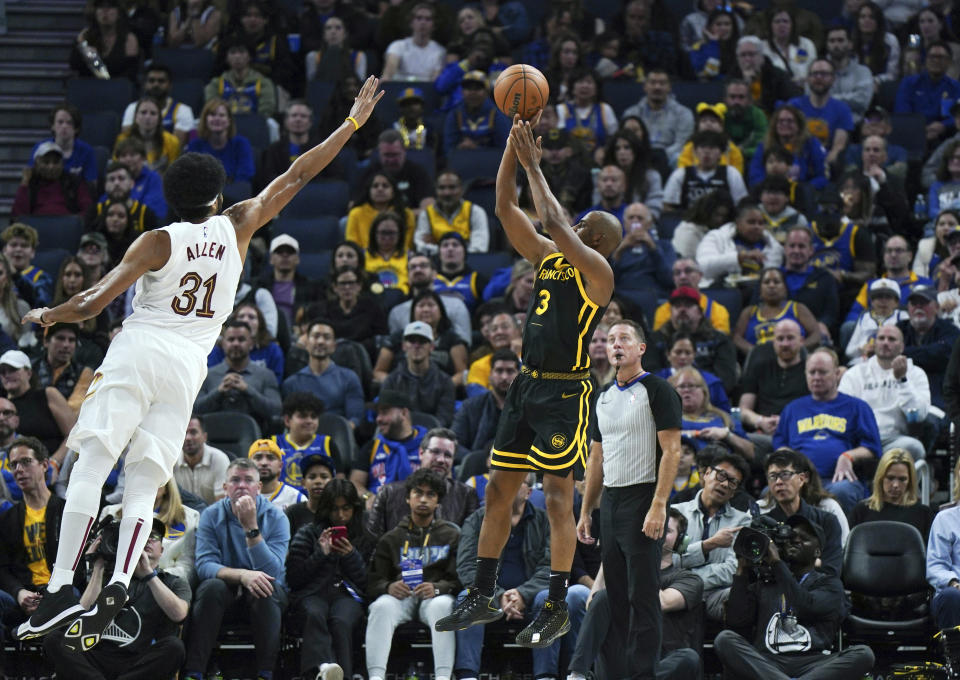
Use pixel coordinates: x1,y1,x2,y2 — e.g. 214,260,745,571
286,478,373,680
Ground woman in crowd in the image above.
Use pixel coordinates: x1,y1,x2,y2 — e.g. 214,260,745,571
600,129,664,218
900,7,960,79
52,255,109,364
113,97,181,174
762,7,817,83
748,104,827,189
345,172,414,251
490,259,535,318
680,0,744,50
207,301,284,383
915,207,959,277
656,332,731,412
928,140,960,218
852,1,901,85
304,15,367,82
850,448,936,540
0,255,33,351
688,8,741,81
544,32,584,103
166,0,221,49
364,212,410,294
300,265,387,360
672,189,735,259
620,115,672,182
70,0,141,81
588,324,615,389
838,170,908,243
445,6,509,63
373,290,469,383
733,267,821,355
186,98,255,184
556,69,618,154
92,201,138,265
668,367,754,461
286,479,373,680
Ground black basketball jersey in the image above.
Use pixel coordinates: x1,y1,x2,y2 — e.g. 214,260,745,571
522,252,605,372
679,165,730,209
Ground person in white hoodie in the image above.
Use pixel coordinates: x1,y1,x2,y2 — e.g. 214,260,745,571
838,324,930,461
695,200,784,287
844,277,910,365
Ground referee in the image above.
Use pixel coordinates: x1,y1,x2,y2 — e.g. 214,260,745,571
578,319,682,680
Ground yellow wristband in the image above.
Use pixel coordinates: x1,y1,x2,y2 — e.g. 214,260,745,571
346,116,360,131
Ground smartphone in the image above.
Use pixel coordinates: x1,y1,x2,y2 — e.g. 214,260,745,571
908,33,921,48
330,525,348,542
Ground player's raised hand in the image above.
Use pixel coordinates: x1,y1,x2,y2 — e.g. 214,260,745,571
22,307,53,327
509,114,542,170
348,76,385,129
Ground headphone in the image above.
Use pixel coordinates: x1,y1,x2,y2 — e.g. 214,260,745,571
667,508,690,554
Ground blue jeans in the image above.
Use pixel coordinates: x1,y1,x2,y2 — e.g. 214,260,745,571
933,588,960,629
453,584,591,677
823,478,866,514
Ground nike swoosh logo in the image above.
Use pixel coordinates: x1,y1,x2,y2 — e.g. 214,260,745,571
561,392,578,399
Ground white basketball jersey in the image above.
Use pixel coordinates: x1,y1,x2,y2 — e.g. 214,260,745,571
123,215,243,350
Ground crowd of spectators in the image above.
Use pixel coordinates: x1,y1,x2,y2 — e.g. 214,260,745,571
11,0,960,677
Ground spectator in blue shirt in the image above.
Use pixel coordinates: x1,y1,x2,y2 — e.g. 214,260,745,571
28,103,98,187
183,458,290,680
928,504,960,629
789,59,855,169
281,320,364,427
894,40,960,144
749,104,828,189
773,348,883,513
186,98,256,184
113,136,167,222
441,70,510,156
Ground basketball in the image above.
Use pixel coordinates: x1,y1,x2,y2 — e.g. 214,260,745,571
493,64,549,120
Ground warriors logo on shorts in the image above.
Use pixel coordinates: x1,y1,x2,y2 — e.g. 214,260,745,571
551,433,567,450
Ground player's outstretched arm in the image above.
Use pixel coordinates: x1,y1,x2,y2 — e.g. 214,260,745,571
22,230,172,327
510,118,613,301
226,76,384,246
495,124,553,265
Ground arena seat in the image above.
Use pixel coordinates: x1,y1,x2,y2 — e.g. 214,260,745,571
316,412,358,474
222,180,251,207
153,47,215,82
306,80,336,114
234,113,271,150
33,249,71,278
447,148,502,185
887,113,928,163
81,110,120,149
602,80,644,118
457,449,489,481
271,215,341,252
170,78,205,117
410,410,443,431
701,287,743,328
467,251,513,279
203,412,262,460
282,180,350,218
671,80,725,111
66,78,134,117
20,214,84,252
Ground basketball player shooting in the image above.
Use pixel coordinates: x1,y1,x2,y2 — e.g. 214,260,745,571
15,76,383,651
435,114,621,646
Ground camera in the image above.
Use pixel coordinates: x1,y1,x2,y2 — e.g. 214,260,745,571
88,515,121,569
733,515,795,565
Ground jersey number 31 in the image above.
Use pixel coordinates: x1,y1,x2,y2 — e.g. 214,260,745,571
171,272,217,318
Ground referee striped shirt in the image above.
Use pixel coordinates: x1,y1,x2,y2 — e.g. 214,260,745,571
589,372,682,487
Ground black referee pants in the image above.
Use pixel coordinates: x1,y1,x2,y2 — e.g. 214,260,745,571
600,483,662,680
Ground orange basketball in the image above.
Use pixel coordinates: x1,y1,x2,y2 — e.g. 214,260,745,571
493,64,549,120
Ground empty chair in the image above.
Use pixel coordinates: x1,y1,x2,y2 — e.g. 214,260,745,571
467,251,513,278
842,520,933,646
81,111,120,149
457,448,489,481
271,216,341,252
32,249,71,278
18,215,84,252
701,287,743,328
670,80,725,112
234,113,270,150
202,412,262,460
282,180,350,218
153,47,215,82
170,78,206,117
410,410,442,430
887,113,928,163
316,412,357,474
297,251,333,282
222,181,252,207
602,80,645,118
306,80,336,114
446,148,503,185
66,79,134,117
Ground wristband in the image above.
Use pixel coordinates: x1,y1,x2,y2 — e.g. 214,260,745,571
39,311,46,324
346,116,360,131
48,458,60,473
143,569,158,582
842,451,854,463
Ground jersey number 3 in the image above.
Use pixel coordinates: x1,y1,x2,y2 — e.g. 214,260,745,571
535,289,550,315
171,272,217,318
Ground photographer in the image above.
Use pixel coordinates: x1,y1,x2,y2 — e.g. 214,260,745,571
44,517,190,680
715,515,875,680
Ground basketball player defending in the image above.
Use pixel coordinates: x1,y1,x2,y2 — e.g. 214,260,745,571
15,77,383,651
435,115,621,646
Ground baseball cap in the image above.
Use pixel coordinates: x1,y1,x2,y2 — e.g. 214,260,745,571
404,320,434,342
270,234,299,253
438,231,466,247
670,286,701,304
462,70,489,88
300,452,336,477
542,128,571,150
868,278,901,299
33,141,64,161
0,350,31,371
248,438,283,460
785,514,825,549
907,284,938,303
377,389,411,410
80,232,108,250
397,86,425,103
